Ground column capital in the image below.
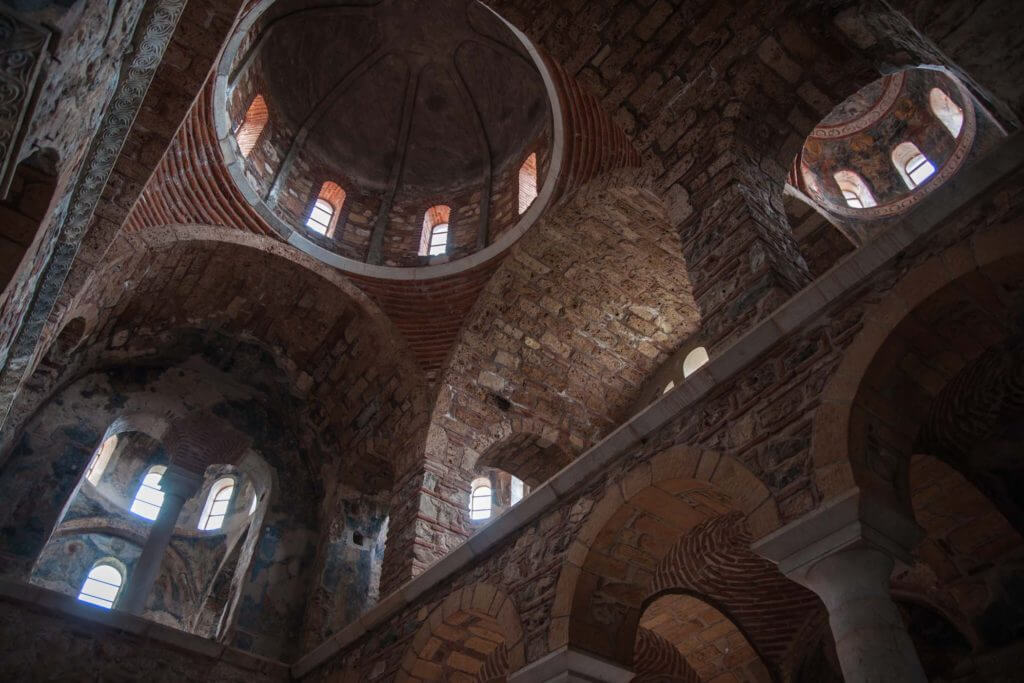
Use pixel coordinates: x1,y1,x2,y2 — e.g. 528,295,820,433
159,464,203,501
751,488,922,581
509,647,633,683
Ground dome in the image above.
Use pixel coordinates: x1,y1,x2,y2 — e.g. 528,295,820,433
793,68,976,219
214,0,559,276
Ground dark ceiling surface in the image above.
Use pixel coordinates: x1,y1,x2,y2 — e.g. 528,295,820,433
242,0,549,194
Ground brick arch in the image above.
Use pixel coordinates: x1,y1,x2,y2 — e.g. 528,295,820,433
647,514,820,680
395,582,525,682
810,221,1024,509
550,445,783,666
162,411,251,475
632,626,699,683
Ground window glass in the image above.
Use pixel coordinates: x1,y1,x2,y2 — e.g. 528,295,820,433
470,483,492,521
199,478,235,531
428,223,449,256
682,346,709,378
78,563,123,609
833,170,877,209
929,88,964,138
130,466,166,521
892,142,935,189
85,435,118,486
518,153,538,214
306,198,334,235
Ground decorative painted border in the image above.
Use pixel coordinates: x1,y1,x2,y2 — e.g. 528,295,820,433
0,8,50,196
809,71,905,141
0,0,187,424
808,73,977,220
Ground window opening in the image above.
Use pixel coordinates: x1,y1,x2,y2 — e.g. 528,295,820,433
130,465,166,521
198,478,235,531
306,181,346,236
470,478,492,521
833,170,877,209
235,95,268,158
428,223,448,256
892,142,936,189
662,381,675,395
305,198,335,235
682,346,709,378
929,88,964,138
78,562,123,609
249,494,258,516
85,435,118,486
511,476,525,506
518,153,538,214
420,205,451,256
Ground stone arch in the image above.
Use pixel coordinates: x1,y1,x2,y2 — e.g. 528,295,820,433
810,221,1024,509
550,445,787,669
395,582,525,682
473,430,572,489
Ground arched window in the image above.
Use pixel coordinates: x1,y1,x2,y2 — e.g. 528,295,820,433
470,478,492,521
518,153,538,214
235,94,268,158
198,478,235,531
305,181,346,236
833,170,877,209
892,142,936,189
929,88,964,138
85,435,118,486
77,562,123,609
682,346,709,378
130,465,166,521
420,205,451,256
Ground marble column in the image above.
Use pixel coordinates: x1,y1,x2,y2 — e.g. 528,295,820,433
753,488,926,683
120,465,201,615
508,646,633,683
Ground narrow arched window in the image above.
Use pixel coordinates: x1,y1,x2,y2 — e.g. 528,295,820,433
306,181,346,236
929,88,963,138
85,435,118,486
78,562,123,609
235,94,268,158
892,142,935,189
833,170,877,209
420,205,451,256
130,465,166,521
682,346,709,378
198,478,235,531
470,478,492,521
518,153,538,214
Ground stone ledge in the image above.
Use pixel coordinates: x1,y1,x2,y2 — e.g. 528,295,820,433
0,577,288,676
291,134,1024,678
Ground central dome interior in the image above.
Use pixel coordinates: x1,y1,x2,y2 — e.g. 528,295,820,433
219,0,555,271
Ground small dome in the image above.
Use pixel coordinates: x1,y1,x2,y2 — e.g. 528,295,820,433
215,0,556,274
793,68,976,219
